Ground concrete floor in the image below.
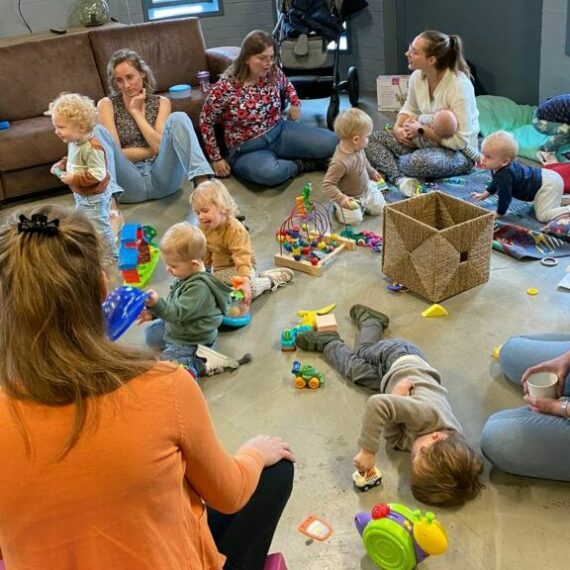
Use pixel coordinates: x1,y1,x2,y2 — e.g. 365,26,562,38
3,94,570,569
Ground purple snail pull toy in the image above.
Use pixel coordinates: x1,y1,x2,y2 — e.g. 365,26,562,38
355,502,448,570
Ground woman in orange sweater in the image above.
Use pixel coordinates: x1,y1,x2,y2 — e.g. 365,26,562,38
0,205,294,570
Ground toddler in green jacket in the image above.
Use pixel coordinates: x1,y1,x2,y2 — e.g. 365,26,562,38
141,222,233,377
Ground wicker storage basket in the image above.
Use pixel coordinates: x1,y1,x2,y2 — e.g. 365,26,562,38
382,192,494,302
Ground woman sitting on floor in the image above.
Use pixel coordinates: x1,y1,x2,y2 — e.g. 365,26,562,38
481,333,570,481
0,204,295,569
199,29,338,188
366,30,480,197
96,49,213,203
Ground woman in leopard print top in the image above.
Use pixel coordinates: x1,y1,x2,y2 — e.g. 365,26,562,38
96,49,213,204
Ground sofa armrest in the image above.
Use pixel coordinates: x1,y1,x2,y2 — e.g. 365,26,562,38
206,47,239,81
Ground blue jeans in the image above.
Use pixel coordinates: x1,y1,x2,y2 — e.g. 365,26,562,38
94,112,213,204
145,319,205,378
480,333,570,481
228,120,338,187
74,190,117,259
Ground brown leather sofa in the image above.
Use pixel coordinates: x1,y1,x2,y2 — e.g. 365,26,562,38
0,18,237,203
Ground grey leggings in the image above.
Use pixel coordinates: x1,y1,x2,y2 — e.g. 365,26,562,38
365,129,474,183
323,319,425,391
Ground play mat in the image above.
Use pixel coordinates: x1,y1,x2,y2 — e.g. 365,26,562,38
383,169,570,260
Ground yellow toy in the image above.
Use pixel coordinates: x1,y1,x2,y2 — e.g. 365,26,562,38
296,303,336,328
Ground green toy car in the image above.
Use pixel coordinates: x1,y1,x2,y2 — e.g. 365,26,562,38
291,360,324,389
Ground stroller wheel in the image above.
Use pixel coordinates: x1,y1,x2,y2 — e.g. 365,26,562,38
347,67,359,106
326,95,340,131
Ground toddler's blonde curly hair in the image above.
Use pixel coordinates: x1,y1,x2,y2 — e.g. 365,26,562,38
48,92,98,133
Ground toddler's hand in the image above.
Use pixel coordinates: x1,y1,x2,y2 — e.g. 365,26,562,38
370,170,383,182
136,308,154,324
145,289,159,307
392,378,414,396
470,191,487,201
60,171,73,185
353,448,375,473
236,279,252,305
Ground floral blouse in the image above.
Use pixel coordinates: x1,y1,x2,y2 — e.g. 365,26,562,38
199,67,300,162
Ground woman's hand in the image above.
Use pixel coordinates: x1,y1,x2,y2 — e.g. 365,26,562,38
521,352,570,397
392,378,414,396
129,88,146,117
353,448,376,473
523,395,562,416
287,106,301,121
392,125,415,148
213,159,231,178
240,435,295,466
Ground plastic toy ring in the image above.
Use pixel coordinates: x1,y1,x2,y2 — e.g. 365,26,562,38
540,256,558,267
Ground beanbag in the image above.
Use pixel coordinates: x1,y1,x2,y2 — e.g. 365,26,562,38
476,95,550,161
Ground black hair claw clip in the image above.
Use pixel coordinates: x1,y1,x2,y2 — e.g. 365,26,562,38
17,214,60,235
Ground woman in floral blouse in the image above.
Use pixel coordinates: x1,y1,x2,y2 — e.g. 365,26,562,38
199,30,338,187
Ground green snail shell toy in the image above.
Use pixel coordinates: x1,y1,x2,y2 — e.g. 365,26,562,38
354,502,448,570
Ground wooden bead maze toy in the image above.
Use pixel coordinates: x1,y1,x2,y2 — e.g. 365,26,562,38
274,183,355,276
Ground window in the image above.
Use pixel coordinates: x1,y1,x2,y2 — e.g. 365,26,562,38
143,0,223,22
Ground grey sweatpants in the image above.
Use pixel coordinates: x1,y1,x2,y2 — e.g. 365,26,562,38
322,319,425,391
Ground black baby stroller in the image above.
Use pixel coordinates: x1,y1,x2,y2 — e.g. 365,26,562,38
273,0,368,130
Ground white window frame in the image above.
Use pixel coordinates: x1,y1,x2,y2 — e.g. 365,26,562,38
143,0,223,22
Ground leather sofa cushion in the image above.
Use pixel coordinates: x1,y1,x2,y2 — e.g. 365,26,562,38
0,34,105,121
89,18,209,94
0,116,66,171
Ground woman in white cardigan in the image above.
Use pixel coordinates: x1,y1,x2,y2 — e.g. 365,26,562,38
366,30,480,197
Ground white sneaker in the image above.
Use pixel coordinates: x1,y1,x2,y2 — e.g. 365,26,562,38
258,267,295,291
398,177,422,197
196,345,252,376
537,150,558,165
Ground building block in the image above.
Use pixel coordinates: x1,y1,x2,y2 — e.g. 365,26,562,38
421,304,448,318
316,313,338,332
264,552,287,570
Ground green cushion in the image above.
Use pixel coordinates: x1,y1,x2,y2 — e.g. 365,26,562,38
476,95,549,160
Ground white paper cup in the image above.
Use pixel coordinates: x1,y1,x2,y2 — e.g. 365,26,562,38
526,372,558,399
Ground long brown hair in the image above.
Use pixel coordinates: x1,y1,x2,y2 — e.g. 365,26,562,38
0,205,156,455
225,30,278,83
106,48,157,95
420,30,471,78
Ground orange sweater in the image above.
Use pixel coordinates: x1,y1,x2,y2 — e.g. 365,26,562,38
0,364,264,569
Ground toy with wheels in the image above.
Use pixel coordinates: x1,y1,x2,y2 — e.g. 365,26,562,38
102,286,148,341
291,360,324,389
355,503,448,570
221,276,251,329
352,466,383,492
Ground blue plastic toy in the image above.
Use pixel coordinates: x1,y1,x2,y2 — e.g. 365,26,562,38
102,286,148,341
280,324,313,351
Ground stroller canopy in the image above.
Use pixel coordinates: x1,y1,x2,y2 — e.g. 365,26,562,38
279,0,368,43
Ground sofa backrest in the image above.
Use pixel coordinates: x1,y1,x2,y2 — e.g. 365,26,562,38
0,33,105,122
89,18,209,95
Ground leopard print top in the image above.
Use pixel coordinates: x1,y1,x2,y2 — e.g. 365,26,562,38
111,93,161,149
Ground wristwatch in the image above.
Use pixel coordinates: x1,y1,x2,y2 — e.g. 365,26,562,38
417,127,425,135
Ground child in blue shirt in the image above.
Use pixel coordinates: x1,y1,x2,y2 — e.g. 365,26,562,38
471,130,567,222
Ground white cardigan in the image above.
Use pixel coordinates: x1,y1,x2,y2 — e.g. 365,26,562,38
399,69,480,161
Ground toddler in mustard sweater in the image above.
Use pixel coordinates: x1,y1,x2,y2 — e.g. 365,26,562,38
191,179,294,303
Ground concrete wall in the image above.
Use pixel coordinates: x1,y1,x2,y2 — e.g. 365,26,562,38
392,0,543,105
540,0,570,101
